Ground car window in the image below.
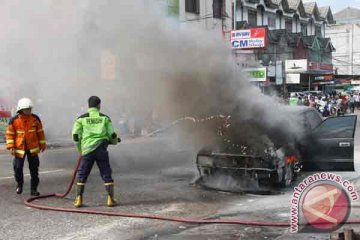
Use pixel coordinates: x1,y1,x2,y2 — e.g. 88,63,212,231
299,112,311,133
305,110,322,130
312,116,356,139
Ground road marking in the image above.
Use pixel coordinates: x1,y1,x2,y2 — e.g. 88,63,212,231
0,169,65,180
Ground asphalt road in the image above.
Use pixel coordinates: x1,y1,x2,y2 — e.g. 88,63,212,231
1,119,360,240
0,137,242,240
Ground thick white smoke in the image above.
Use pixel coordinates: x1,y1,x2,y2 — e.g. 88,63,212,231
0,0,303,147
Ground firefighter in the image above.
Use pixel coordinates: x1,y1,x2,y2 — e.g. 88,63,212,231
5,98,46,196
72,96,120,208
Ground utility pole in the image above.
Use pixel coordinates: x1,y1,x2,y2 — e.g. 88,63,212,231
352,23,354,76
233,0,236,30
282,61,287,98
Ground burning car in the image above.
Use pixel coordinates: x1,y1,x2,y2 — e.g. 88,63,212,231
195,107,357,192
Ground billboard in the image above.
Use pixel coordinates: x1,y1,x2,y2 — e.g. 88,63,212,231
286,73,301,84
231,28,266,50
101,51,117,81
285,59,308,73
268,66,276,77
245,68,267,82
276,61,283,85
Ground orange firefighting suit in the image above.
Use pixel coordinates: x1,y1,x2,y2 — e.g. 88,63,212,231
5,113,46,158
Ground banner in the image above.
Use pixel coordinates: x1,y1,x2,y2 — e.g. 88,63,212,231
286,73,301,84
276,61,283,85
231,28,266,49
245,68,267,82
285,59,308,73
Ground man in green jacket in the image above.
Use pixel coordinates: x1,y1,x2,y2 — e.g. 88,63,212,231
72,96,120,208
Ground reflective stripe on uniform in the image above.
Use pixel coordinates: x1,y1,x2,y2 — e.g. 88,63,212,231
77,183,85,186
29,129,36,132
81,141,102,155
15,149,25,155
30,147,40,153
16,130,25,134
39,140,46,144
6,139,14,144
6,130,15,134
104,182,114,186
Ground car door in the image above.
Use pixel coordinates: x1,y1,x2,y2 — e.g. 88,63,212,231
301,115,357,171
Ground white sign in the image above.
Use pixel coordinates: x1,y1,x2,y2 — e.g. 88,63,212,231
231,28,266,50
285,59,308,73
276,61,283,85
286,73,301,84
268,66,276,77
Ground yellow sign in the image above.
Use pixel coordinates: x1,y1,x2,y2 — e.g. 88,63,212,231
101,51,117,81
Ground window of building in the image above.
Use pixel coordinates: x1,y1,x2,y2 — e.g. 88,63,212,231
185,0,200,14
285,18,292,32
248,9,257,27
315,25,322,37
213,0,223,19
301,23,307,36
268,14,276,29
276,12,283,28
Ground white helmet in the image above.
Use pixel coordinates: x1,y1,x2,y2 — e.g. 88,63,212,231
17,98,33,112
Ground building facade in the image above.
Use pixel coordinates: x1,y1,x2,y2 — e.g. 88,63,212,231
179,0,336,93
179,0,232,31
326,7,360,76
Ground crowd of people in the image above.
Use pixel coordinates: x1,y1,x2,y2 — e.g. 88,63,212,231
288,91,359,117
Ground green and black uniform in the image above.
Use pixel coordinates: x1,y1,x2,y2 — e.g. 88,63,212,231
72,107,119,183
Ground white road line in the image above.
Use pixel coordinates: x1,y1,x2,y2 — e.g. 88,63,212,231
0,169,65,180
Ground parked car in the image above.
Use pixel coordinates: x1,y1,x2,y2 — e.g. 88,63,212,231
195,107,357,191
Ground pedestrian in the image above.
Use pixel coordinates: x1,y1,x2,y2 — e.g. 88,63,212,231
349,94,356,113
355,93,360,110
309,96,316,108
336,95,344,116
72,96,120,208
289,93,298,106
5,98,46,195
296,96,303,106
318,96,327,115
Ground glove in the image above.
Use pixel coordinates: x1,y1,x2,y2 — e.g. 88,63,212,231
10,148,15,155
118,137,121,143
41,145,46,152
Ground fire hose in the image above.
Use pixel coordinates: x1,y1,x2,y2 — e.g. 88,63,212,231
23,154,287,226
22,155,360,227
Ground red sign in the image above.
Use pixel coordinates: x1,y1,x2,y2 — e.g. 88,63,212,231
0,111,10,118
309,62,333,71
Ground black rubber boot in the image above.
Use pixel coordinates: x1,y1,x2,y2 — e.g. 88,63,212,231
31,189,40,196
31,181,40,196
16,183,23,194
